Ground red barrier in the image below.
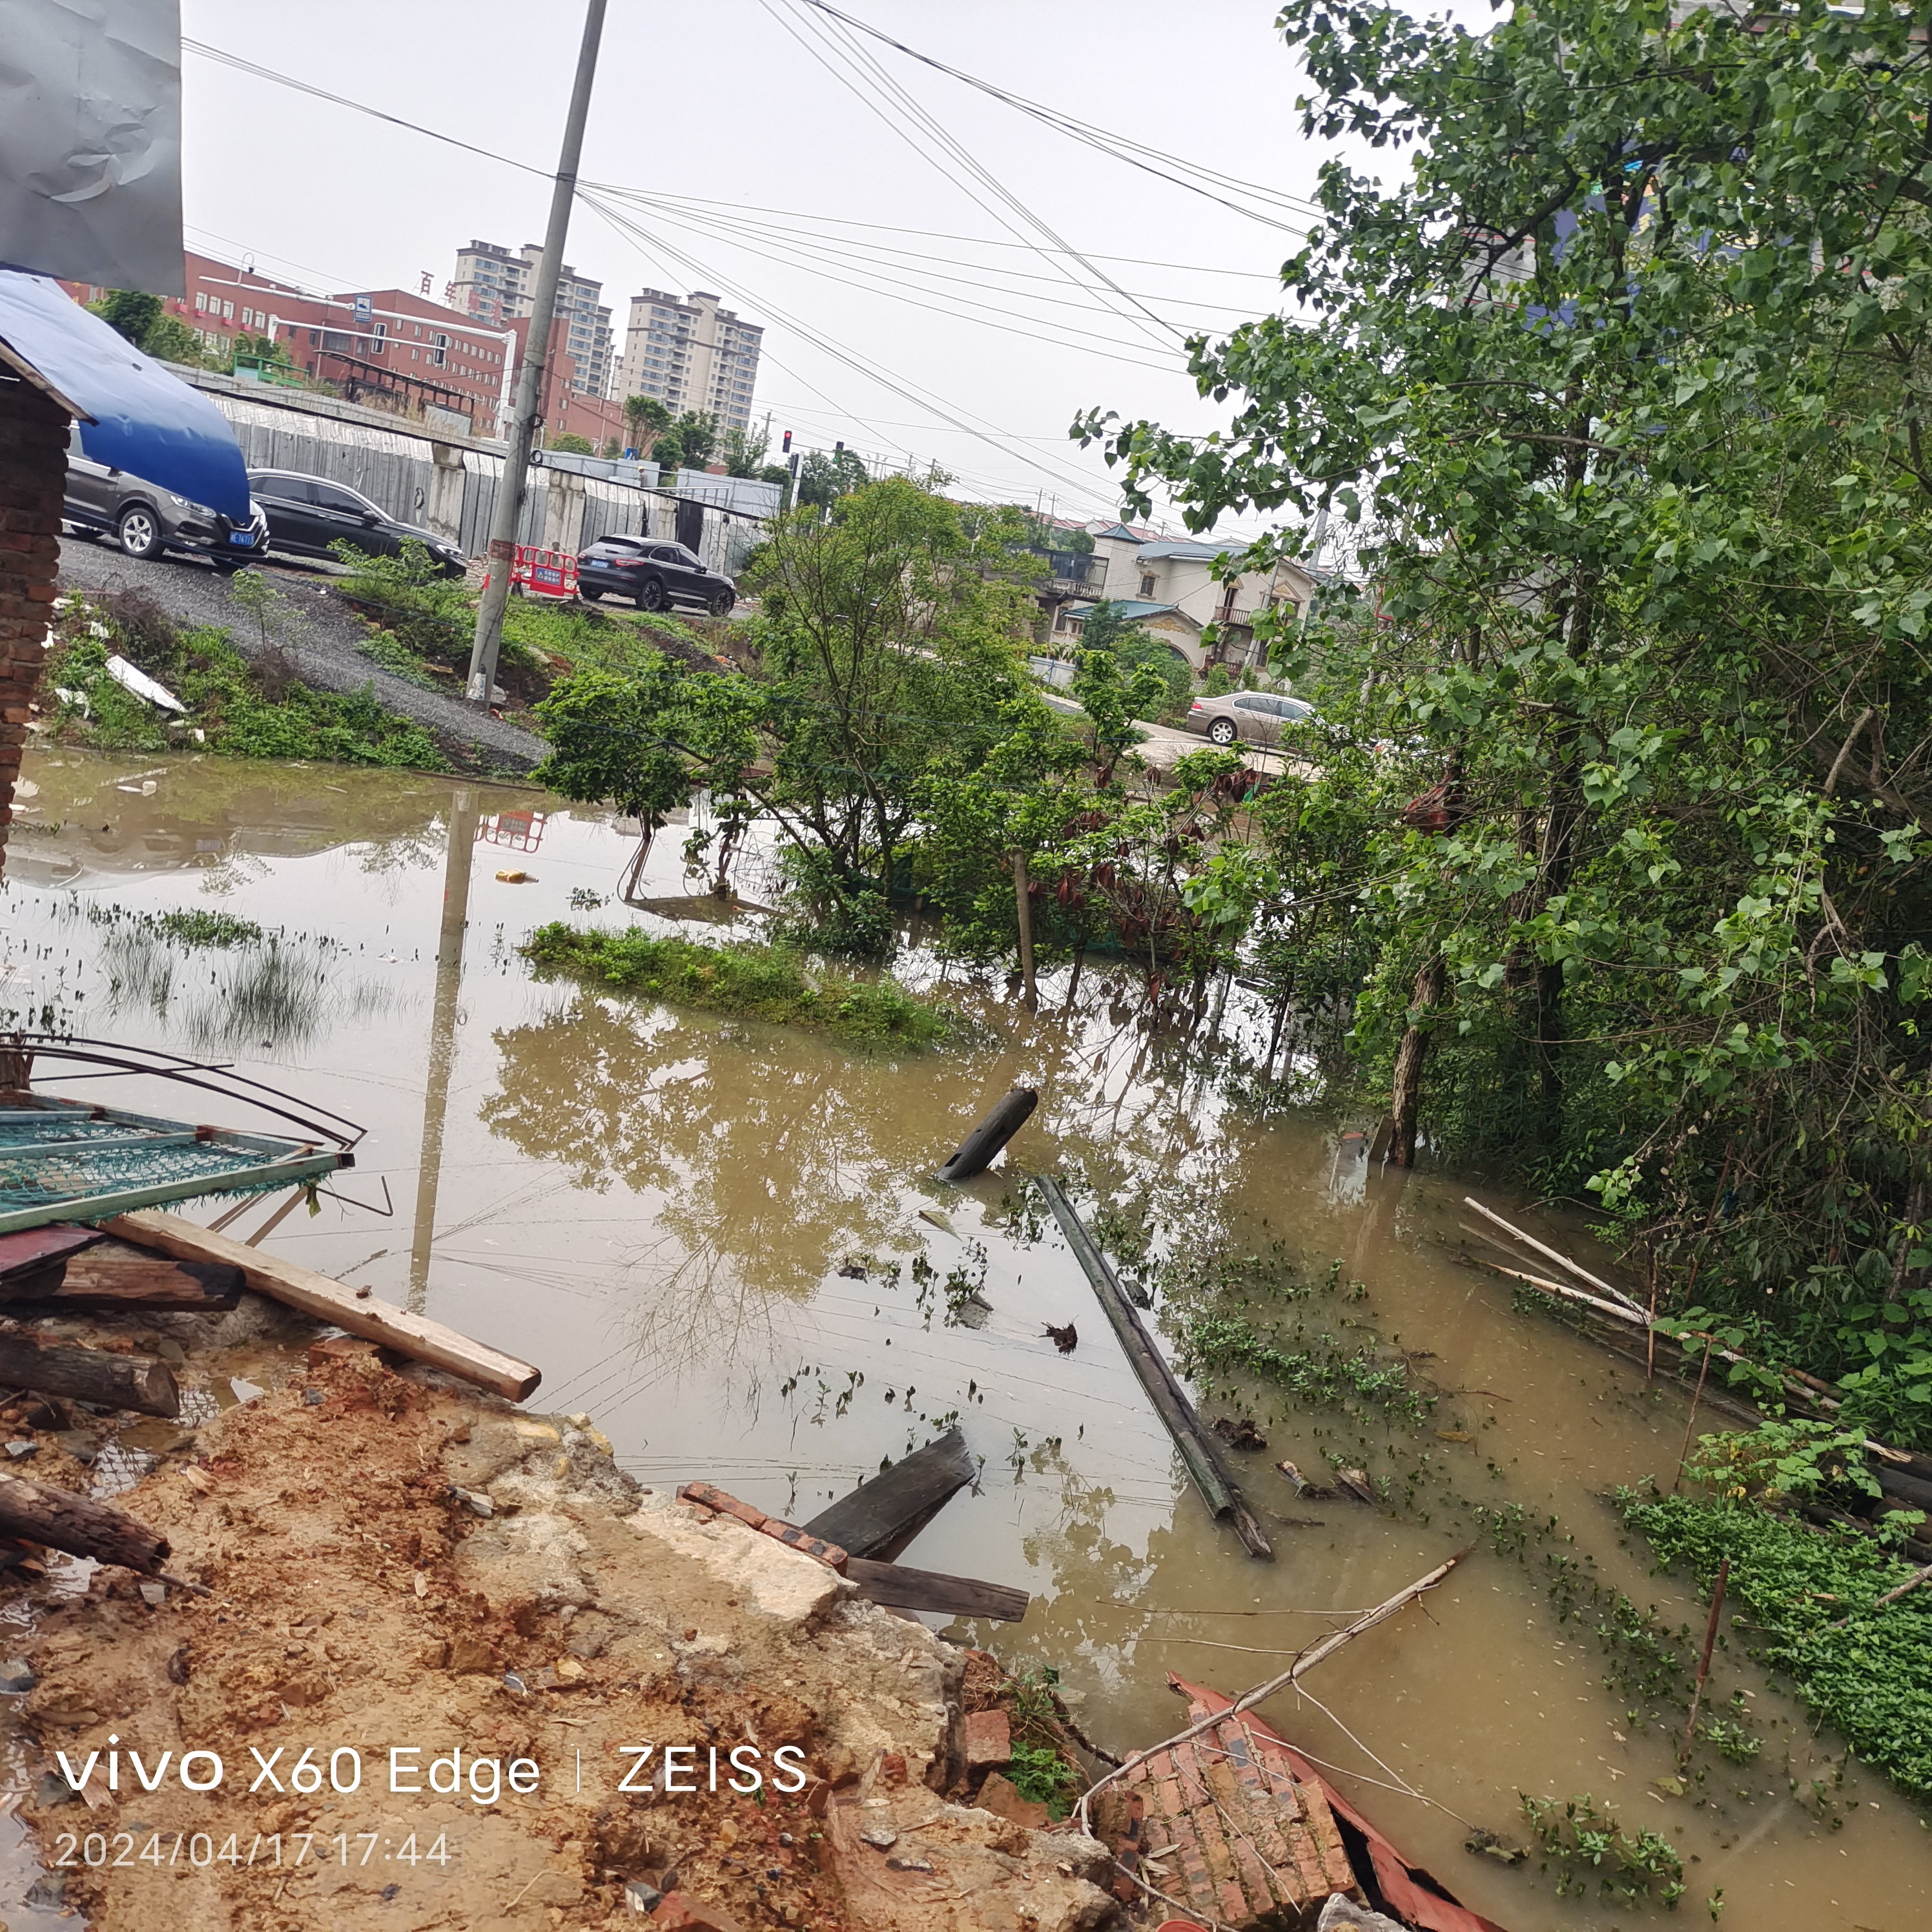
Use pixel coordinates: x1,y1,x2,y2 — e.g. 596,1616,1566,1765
511,544,577,599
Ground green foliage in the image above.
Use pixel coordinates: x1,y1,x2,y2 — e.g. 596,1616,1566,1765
720,422,770,477
1069,633,1165,783
522,922,952,1046
531,662,695,828
1005,1741,1078,1820
1074,0,1932,1428
42,593,445,770
795,446,871,508
1621,1488,1932,1797
1519,1793,1685,1908
1175,1311,1435,1423
140,314,206,367
548,432,594,455
622,394,671,455
90,289,161,344
149,909,266,949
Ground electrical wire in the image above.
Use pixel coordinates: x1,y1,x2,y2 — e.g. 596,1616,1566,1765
761,0,1178,354
791,0,1324,232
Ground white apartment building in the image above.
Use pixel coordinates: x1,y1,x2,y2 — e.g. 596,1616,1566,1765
613,289,764,431
451,240,615,398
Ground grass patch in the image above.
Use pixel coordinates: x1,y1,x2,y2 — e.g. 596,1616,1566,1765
148,909,267,949
1175,1310,1437,1423
522,921,952,1046
45,589,447,770
1619,1488,1932,1798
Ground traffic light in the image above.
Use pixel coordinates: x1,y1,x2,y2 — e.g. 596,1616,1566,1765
781,429,792,453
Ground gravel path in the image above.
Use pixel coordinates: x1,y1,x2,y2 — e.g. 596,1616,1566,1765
56,533,546,772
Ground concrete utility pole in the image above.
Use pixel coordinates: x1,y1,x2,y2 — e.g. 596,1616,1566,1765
466,0,608,706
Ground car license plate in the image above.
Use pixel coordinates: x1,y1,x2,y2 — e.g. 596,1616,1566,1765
228,531,254,546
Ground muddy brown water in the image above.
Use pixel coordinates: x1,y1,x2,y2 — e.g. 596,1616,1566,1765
1,747,1927,1930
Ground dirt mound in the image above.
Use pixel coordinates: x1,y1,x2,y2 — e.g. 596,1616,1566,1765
11,1343,1115,1930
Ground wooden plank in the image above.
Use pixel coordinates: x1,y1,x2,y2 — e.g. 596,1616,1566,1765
101,1209,541,1402
842,1555,1029,1623
0,1227,103,1280
0,1336,179,1417
803,1425,976,1560
1036,1175,1273,1561
4,1240,243,1313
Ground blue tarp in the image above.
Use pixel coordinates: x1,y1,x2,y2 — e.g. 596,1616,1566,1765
0,267,250,519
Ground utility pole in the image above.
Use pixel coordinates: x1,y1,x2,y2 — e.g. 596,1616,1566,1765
466,0,608,706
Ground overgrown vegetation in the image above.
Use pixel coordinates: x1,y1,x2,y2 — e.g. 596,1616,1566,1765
522,922,953,1046
1620,1488,1932,1799
43,588,445,769
1519,1793,1686,1909
1070,0,1932,1439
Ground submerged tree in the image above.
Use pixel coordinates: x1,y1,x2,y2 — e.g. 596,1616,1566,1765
1082,0,1932,1428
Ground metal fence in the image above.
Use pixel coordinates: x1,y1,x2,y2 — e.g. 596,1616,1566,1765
199,392,766,579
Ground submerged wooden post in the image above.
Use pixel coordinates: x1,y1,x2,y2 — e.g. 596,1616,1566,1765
936,1087,1038,1184
1012,850,1037,1013
1036,1175,1272,1560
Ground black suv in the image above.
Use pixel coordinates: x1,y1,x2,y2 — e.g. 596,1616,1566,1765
248,470,466,576
63,427,269,571
577,534,736,616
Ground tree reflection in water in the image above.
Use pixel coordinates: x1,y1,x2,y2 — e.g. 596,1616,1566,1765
480,996,941,1376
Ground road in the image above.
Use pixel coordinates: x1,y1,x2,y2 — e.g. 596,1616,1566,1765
54,533,546,773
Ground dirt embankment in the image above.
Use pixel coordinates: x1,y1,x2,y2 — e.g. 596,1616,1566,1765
10,1342,1116,1931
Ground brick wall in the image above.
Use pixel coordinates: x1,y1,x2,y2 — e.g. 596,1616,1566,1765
0,374,65,867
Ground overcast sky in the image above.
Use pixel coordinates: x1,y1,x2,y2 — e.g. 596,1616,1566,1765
175,1,1479,533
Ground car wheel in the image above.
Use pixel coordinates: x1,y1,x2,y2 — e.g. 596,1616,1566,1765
637,577,670,612
117,504,165,560
580,584,605,602
709,590,735,619
1208,718,1237,746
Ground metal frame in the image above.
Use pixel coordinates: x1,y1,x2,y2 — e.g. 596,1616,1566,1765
0,1036,362,1233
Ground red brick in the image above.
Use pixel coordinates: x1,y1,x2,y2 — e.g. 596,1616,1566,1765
962,1707,1011,1770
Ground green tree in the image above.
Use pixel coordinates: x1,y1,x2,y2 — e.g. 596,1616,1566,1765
547,432,595,455
1082,0,1932,1420
720,420,770,477
669,411,718,471
796,447,871,509
90,289,162,345
531,661,695,836
1071,641,1165,786
622,393,671,457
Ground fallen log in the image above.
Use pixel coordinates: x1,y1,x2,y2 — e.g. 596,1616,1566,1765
101,1209,540,1401
1076,1547,1468,1836
0,1335,178,1417
0,1472,168,1572
936,1087,1038,1184
1037,1175,1272,1561
843,1555,1028,1623
805,1424,977,1561
1,1238,242,1314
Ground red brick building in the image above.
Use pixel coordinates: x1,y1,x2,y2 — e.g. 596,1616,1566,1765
65,252,624,447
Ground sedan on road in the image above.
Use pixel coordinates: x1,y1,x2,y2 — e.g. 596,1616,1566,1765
577,533,736,617
63,427,269,571
1185,689,1318,747
247,470,466,576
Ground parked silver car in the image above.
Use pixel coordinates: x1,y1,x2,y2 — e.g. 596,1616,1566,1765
1184,689,1317,747
63,427,268,571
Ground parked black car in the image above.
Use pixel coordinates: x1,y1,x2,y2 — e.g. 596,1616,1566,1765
63,427,269,571
247,469,466,575
577,533,736,616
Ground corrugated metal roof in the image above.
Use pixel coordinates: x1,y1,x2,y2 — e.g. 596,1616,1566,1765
1067,599,1182,621
1136,538,1246,562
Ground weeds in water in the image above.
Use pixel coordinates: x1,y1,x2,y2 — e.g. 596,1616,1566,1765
524,923,953,1046
146,909,265,949
1520,1793,1685,1907
1177,1313,1436,1423
1619,1487,1932,1797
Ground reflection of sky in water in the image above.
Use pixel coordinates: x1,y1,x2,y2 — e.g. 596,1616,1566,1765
0,748,1925,1930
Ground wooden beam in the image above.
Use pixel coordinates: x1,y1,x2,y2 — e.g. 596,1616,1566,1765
0,1473,169,1572
101,1210,541,1402
0,1336,178,1417
804,1426,977,1561
3,1240,242,1314
843,1556,1029,1623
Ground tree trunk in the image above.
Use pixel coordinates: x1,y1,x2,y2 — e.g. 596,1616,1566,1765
1388,956,1446,1167
0,1474,169,1572
1012,850,1037,1012
0,1336,179,1417
1891,1176,1929,1304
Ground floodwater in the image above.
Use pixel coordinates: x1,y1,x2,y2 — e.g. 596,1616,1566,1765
2,746,1928,1931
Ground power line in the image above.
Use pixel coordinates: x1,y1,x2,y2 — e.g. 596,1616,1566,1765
791,0,1322,232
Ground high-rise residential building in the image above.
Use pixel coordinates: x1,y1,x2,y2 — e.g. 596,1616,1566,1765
451,240,614,398
613,289,763,432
